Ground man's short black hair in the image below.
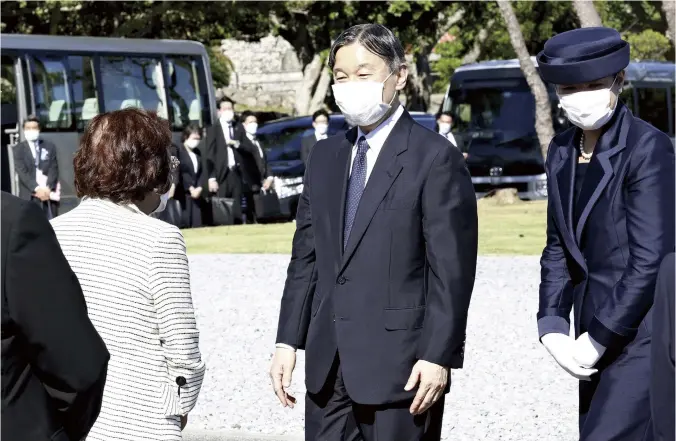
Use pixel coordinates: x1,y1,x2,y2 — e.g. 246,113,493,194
312,110,329,122
24,115,40,127
218,97,234,107
437,111,453,119
240,110,257,123
329,24,405,72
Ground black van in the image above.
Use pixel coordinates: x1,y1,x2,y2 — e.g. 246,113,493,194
441,59,675,199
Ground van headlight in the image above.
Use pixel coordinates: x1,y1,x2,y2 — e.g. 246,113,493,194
535,178,547,197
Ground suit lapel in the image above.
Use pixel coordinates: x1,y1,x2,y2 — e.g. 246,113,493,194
574,105,631,244
339,113,411,273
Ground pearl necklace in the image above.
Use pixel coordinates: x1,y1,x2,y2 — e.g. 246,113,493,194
579,134,593,161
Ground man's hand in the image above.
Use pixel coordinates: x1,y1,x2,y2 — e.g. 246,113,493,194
262,177,274,191
269,347,297,408
180,415,188,431
35,186,51,201
462,152,469,159
189,187,203,200
208,179,219,194
541,333,598,381
405,360,449,415
228,140,241,148
572,332,606,368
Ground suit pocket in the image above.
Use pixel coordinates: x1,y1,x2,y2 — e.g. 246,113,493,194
311,292,324,317
384,306,426,330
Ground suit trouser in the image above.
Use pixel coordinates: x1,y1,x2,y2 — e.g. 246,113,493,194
578,320,653,441
305,355,444,441
650,253,675,441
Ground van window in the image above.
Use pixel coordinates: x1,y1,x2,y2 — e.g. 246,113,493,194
28,55,73,130
99,55,167,117
619,86,635,113
1,55,16,105
637,87,669,134
68,56,99,129
165,57,202,129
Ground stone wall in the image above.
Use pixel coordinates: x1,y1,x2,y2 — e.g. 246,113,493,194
217,35,304,111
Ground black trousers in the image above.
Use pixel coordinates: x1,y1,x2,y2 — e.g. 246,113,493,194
306,355,445,441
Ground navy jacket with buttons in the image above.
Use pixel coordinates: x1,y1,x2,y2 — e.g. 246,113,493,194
275,110,478,405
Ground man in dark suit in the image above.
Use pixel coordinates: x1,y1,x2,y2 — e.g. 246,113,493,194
651,252,674,441
12,116,59,218
270,24,478,441
1,191,109,441
239,110,273,223
301,110,330,165
206,98,244,222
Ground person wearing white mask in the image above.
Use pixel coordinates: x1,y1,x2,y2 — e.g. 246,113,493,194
270,24,477,441
13,116,59,218
436,111,468,159
301,110,331,165
536,27,674,441
206,98,245,223
177,124,208,228
51,108,205,441
238,111,274,223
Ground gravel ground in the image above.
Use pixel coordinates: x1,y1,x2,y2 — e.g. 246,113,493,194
186,255,577,441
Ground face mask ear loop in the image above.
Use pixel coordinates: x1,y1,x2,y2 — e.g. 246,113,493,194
383,70,397,106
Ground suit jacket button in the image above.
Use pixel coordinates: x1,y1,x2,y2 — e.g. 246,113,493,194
337,276,346,285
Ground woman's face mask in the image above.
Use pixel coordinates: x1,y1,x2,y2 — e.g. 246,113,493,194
557,76,620,131
185,138,201,149
331,71,395,127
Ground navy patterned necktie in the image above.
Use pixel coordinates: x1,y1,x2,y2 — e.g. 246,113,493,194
344,136,369,250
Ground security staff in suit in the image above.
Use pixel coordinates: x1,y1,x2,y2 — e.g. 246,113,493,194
12,117,59,218
301,110,330,165
237,111,270,223
270,24,477,441
651,253,674,441
1,191,109,441
206,98,244,222
536,28,675,441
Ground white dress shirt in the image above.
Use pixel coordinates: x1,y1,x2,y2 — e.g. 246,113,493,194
315,132,328,142
350,104,405,184
445,132,458,148
221,120,236,170
247,132,265,159
186,147,199,174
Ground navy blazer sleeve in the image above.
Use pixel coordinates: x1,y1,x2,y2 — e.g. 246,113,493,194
275,144,318,349
44,142,58,190
537,143,575,338
417,145,477,368
13,143,38,191
6,200,109,440
588,131,675,347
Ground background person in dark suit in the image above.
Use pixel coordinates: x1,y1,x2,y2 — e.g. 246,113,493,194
177,124,208,228
1,191,109,441
12,116,59,218
536,28,675,441
301,110,330,165
206,98,244,222
270,24,477,441
238,110,271,223
651,252,674,441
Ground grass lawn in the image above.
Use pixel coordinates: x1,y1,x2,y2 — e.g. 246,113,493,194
182,199,547,256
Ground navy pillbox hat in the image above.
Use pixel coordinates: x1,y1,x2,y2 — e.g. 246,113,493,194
537,27,630,85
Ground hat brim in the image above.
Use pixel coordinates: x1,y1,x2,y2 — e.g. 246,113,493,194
537,42,629,85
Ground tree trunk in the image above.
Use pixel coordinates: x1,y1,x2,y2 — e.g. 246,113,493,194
572,0,603,28
294,53,324,115
497,0,555,160
308,66,331,114
461,19,495,65
405,48,432,112
663,0,676,43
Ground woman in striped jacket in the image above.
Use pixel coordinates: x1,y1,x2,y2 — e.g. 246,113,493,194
51,109,206,441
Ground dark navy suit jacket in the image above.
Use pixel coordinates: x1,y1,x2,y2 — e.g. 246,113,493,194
276,110,478,405
538,103,675,348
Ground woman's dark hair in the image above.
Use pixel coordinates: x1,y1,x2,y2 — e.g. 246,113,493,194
181,123,202,143
328,24,405,72
74,108,172,203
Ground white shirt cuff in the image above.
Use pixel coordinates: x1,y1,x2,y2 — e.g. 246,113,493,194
208,178,217,183
275,343,297,352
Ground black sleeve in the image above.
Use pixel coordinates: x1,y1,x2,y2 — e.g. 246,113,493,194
13,144,38,191
5,202,110,440
45,143,58,190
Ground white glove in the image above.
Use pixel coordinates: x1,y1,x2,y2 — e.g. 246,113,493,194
541,333,598,381
572,332,606,368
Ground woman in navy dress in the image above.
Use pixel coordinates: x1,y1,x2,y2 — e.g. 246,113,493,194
536,27,674,441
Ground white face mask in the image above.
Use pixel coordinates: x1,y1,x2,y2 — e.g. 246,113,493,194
185,138,200,149
332,72,395,127
245,123,258,136
438,123,452,135
24,129,40,142
153,190,171,214
315,123,328,136
220,110,234,123
558,77,619,130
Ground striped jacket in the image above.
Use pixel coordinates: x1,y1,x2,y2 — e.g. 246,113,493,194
51,198,206,441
